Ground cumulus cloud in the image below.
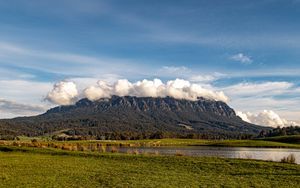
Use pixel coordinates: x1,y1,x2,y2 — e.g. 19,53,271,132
237,110,297,127
83,78,229,102
84,80,113,101
45,81,78,105
230,53,252,64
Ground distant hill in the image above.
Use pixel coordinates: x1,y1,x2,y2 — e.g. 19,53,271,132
0,96,270,140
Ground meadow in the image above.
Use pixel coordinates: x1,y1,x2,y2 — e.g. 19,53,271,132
0,145,300,188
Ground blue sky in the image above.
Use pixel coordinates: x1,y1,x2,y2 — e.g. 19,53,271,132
0,0,299,125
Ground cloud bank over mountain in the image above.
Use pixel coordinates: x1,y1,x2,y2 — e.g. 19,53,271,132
46,78,229,105
45,81,78,105
43,78,300,128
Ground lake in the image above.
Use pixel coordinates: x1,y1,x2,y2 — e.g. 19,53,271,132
116,146,300,164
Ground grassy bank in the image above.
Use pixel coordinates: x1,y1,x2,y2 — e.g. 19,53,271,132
0,146,299,187
45,137,300,148
2,137,300,152
259,135,300,144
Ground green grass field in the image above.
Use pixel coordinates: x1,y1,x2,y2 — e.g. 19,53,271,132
0,146,300,187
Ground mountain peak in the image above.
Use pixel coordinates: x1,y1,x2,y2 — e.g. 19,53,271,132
1,95,269,139
47,95,236,118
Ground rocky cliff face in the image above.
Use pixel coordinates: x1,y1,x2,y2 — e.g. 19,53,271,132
46,96,236,118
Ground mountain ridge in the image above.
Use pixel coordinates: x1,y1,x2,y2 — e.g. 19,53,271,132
0,96,270,139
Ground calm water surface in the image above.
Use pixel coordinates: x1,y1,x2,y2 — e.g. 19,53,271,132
117,146,300,164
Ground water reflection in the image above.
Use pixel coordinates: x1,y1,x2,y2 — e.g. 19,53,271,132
117,146,300,164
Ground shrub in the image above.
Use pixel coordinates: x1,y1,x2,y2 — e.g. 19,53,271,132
126,149,140,155
31,139,40,147
72,145,78,151
175,150,185,156
281,154,296,164
12,142,20,147
132,149,139,155
110,146,118,153
100,145,106,153
90,144,97,152
78,145,87,151
62,144,72,151
0,135,16,140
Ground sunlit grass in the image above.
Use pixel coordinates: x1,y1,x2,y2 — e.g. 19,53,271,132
0,146,299,187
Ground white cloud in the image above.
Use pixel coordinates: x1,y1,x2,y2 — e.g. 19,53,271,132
230,53,252,64
237,110,298,127
68,74,122,92
45,81,79,105
82,78,229,102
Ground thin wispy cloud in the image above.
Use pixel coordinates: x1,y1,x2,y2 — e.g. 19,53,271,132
188,75,217,83
0,99,45,113
222,82,294,97
158,66,191,76
230,53,253,64
0,41,155,78
0,99,46,118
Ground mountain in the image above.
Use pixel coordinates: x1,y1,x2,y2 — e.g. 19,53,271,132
0,96,270,139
